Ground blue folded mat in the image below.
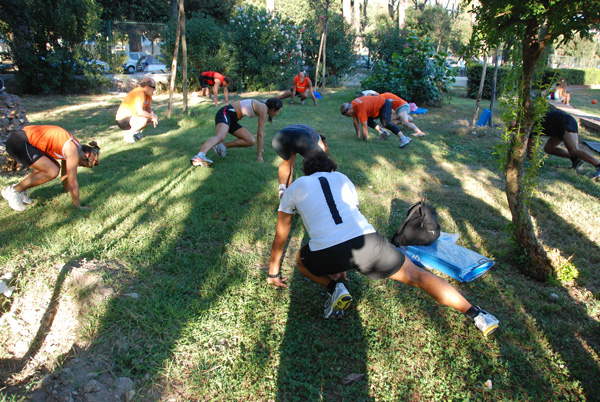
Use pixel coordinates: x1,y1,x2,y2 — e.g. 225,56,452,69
314,91,323,99
410,108,427,114
399,233,494,282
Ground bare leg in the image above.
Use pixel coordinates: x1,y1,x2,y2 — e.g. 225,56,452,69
388,259,472,313
297,253,331,287
278,90,293,100
199,123,230,154
278,154,297,187
13,156,60,192
224,126,256,149
400,110,423,134
125,116,150,139
562,132,600,166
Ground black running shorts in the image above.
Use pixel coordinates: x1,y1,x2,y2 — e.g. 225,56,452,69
5,130,47,167
215,106,243,134
272,124,320,160
117,117,132,130
300,232,405,280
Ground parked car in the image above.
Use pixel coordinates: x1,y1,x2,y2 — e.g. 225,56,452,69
88,60,109,74
137,55,167,73
122,52,147,74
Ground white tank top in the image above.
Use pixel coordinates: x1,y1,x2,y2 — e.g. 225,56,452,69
240,99,257,118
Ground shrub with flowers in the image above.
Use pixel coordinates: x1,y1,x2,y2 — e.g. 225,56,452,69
228,5,303,91
362,29,454,105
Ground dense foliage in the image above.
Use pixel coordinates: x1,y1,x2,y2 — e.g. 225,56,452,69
299,13,356,87
362,31,454,105
465,62,510,99
0,0,103,94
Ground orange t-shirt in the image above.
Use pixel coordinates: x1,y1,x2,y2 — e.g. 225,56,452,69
24,125,79,160
351,96,386,123
294,75,311,93
380,92,407,109
116,87,152,120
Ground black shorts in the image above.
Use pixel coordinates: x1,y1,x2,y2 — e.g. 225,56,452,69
199,75,208,88
290,89,308,98
272,124,320,160
542,111,578,140
215,106,243,134
300,232,404,280
116,117,131,130
5,130,47,167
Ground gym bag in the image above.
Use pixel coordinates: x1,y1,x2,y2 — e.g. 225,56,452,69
391,197,440,247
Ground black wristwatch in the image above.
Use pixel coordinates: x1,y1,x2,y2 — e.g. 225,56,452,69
267,273,281,279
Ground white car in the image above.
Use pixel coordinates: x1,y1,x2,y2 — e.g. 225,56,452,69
123,52,147,74
140,55,167,73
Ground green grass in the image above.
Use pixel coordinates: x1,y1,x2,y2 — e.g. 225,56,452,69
1,86,599,401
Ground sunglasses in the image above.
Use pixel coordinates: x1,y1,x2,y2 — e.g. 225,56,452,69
149,85,156,89
342,104,351,115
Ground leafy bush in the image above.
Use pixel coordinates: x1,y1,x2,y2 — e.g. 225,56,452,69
163,13,233,91
227,5,303,91
466,62,511,99
541,68,600,86
299,13,356,86
362,31,454,105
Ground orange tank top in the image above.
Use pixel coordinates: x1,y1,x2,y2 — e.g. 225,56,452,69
294,75,310,93
24,125,79,160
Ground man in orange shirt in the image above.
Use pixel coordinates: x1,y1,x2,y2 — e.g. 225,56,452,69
379,92,425,136
340,96,412,148
115,77,158,143
197,71,232,107
278,71,317,106
2,125,99,211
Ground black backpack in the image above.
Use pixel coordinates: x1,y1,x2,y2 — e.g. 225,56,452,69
391,197,441,247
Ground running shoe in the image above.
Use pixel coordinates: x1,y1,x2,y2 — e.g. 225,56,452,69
594,165,600,181
133,131,143,142
190,152,213,167
213,143,227,158
399,136,412,148
20,190,33,205
379,130,391,140
323,282,352,319
570,157,583,170
2,185,26,212
473,308,499,336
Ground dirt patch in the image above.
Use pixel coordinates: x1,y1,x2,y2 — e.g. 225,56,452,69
0,259,146,401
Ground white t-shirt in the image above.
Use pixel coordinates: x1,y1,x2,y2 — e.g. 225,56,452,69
279,171,376,251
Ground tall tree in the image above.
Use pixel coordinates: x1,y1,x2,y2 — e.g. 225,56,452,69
468,0,600,280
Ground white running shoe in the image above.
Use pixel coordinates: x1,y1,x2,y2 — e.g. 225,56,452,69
213,143,227,158
124,133,136,143
473,309,499,336
399,136,412,148
190,152,213,167
323,282,352,319
133,131,143,141
20,190,33,205
379,130,391,140
2,185,26,212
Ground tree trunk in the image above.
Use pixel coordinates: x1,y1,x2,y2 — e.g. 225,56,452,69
321,1,329,91
166,0,183,119
472,57,487,126
489,47,500,128
315,32,325,87
180,0,187,115
504,25,552,280
343,0,351,24
127,26,142,52
398,0,406,29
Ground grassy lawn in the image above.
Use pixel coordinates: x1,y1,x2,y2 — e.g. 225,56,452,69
1,85,599,401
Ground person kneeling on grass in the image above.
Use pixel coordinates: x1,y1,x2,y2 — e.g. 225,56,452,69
115,77,158,143
2,125,99,212
267,153,499,336
191,98,283,167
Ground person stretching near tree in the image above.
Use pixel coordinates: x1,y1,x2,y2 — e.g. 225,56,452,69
191,98,283,167
340,96,412,148
278,71,317,106
379,92,425,137
529,110,600,180
2,125,100,212
198,71,233,107
115,77,158,143
272,124,329,198
267,152,499,336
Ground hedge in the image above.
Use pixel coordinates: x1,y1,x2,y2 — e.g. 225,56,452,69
466,62,511,100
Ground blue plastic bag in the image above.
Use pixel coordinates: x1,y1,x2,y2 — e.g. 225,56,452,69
399,233,494,282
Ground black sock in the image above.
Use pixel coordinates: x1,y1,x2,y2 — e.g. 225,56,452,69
326,280,338,294
465,305,481,321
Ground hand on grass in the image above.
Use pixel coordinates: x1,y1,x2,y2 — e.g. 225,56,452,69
267,276,288,288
